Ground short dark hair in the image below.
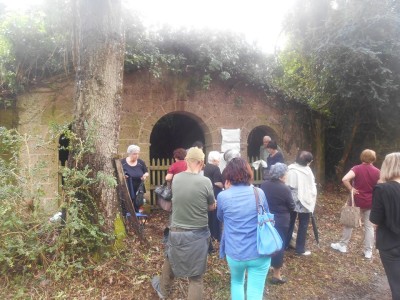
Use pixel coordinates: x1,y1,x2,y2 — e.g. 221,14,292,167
192,141,204,149
296,151,313,166
222,157,253,185
266,140,278,150
173,148,186,160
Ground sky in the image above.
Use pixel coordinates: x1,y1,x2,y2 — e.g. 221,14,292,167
126,0,297,53
0,0,297,53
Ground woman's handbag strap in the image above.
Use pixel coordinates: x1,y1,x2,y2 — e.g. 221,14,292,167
253,186,269,214
350,188,355,207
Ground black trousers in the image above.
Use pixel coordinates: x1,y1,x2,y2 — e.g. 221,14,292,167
271,225,289,268
286,211,310,254
379,246,400,300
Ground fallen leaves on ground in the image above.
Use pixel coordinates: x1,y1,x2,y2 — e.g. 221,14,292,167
0,186,392,299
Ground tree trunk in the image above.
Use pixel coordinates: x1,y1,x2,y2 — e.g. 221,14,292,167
73,0,125,231
311,113,325,186
335,110,360,180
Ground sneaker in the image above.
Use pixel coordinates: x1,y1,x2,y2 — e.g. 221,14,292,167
296,250,311,256
151,276,165,299
331,242,347,253
364,250,372,259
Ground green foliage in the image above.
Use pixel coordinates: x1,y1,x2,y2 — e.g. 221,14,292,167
0,3,276,107
125,26,275,94
0,127,51,275
273,50,332,115
275,0,400,171
0,1,73,108
0,125,113,280
279,0,400,112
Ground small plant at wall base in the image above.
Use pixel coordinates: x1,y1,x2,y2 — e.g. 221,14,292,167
234,96,243,107
0,125,114,281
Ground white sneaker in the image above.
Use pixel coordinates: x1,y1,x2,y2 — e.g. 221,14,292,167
331,242,347,253
364,250,372,259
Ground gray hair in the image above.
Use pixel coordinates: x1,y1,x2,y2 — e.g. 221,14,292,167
208,151,221,163
127,144,140,154
223,149,241,163
269,162,288,180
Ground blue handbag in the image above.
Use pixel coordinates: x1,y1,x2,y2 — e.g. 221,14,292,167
254,187,283,256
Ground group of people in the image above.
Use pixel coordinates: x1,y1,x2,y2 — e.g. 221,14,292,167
330,149,400,300
122,140,400,300
147,136,316,300
216,151,317,299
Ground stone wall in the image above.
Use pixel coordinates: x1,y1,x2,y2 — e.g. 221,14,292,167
1,71,309,211
120,71,307,163
16,82,75,212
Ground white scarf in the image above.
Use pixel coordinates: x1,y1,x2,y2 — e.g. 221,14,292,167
286,163,317,212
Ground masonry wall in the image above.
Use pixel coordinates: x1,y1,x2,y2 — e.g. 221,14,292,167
2,71,309,211
16,82,75,212
120,71,307,163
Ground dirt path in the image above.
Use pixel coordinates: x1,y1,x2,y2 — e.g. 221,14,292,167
333,273,391,300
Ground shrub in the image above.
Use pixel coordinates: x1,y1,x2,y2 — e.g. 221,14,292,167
0,125,112,280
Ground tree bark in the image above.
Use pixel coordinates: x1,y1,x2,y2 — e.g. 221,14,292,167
335,110,360,180
73,0,125,231
311,113,325,186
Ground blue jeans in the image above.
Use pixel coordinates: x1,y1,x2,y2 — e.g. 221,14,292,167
287,211,311,254
226,255,271,300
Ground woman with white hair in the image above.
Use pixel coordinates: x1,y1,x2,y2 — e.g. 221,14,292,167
260,163,295,284
121,144,149,212
204,151,224,253
224,149,241,163
219,149,241,173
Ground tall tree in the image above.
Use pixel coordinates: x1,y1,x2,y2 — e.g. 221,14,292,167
73,0,125,230
276,0,400,178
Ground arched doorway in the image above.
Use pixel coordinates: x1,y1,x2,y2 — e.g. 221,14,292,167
150,113,205,160
148,113,206,204
247,125,278,159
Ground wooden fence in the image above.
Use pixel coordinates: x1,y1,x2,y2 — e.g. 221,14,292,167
58,157,264,207
148,157,263,205
249,156,263,187
149,158,173,205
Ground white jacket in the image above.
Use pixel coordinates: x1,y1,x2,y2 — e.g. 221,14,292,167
286,163,317,212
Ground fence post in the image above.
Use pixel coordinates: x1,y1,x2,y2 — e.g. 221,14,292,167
149,158,171,206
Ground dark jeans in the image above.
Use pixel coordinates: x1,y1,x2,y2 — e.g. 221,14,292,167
208,209,221,241
262,168,270,180
379,247,400,300
286,211,310,254
271,225,289,268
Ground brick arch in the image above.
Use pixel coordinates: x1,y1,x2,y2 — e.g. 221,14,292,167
239,116,282,158
246,125,280,159
136,101,215,161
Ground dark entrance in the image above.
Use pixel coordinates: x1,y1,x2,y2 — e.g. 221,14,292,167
58,134,70,167
247,126,278,159
150,113,205,160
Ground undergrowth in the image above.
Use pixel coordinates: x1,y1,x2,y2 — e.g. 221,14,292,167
0,125,114,281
